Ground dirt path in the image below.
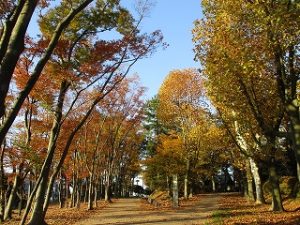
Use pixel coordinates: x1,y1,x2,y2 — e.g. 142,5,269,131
75,194,221,225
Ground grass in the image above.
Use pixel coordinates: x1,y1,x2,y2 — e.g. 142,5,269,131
205,210,225,225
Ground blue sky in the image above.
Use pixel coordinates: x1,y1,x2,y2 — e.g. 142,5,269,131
28,0,203,99
124,0,203,98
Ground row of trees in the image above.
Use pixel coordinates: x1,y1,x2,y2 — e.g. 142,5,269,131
0,0,163,224
193,0,300,211
142,69,230,207
142,0,299,212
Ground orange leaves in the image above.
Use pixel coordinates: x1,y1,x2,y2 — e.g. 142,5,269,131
220,194,300,225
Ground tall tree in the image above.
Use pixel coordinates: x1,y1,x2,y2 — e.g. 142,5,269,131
157,68,205,199
0,0,95,145
192,0,300,211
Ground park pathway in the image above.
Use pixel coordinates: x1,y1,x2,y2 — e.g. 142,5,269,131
75,194,221,225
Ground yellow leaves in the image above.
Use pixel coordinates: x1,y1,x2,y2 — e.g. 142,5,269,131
158,132,183,157
157,68,204,128
152,132,186,174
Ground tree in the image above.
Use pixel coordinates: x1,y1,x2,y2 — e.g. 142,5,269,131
142,96,165,157
192,0,300,211
0,1,165,224
98,76,145,202
157,68,205,199
0,0,95,145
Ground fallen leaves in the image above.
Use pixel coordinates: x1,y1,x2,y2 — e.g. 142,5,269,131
2,201,108,225
219,193,300,225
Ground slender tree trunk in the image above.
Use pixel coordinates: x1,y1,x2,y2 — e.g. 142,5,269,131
268,157,284,211
0,141,5,221
211,175,216,192
104,184,110,202
80,181,84,202
0,1,26,62
104,178,111,203
58,179,63,208
27,179,32,200
242,174,248,197
17,190,24,216
297,162,300,184
0,0,37,119
70,175,76,208
87,174,94,210
166,175,170,194
4,174,21,220
104,170,112,202
246,159,255,201
233,116,255,198
76,181,81,208
43,172,57,212
184,158,190,199
287,107,300,182
72,181,77,208
94,185,98,208
25,81,68,225
172,174,179,208
100,176,103,199
249,158,265,204
65,181,69,208
84,178,88,203
27,177,50,225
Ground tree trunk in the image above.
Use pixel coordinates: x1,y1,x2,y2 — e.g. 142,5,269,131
0,1,26,62
94,185,98,208
211,175,216,192
172,174,179,208
27,178,32,201
43,172,57,212
104,182,111,203
268,158,284,211
246,159,255,201
105,172,112,203
84,178,88,203
65,181,70,208
70,176,76,208
27,177,49,225
0,142,5,221
297,162,300,184
100,176,103,199
87,174,94,210
249,158,265,204
58,179,63,208
166,175,170,194
76,181,81,208
0,0,37,119
4,174,21,220
25,81,68,225
287,105,300,183
184,159,189,199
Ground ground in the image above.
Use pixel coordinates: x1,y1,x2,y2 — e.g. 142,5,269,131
2,193,300,224
219,193,300,225
75,194,220,225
